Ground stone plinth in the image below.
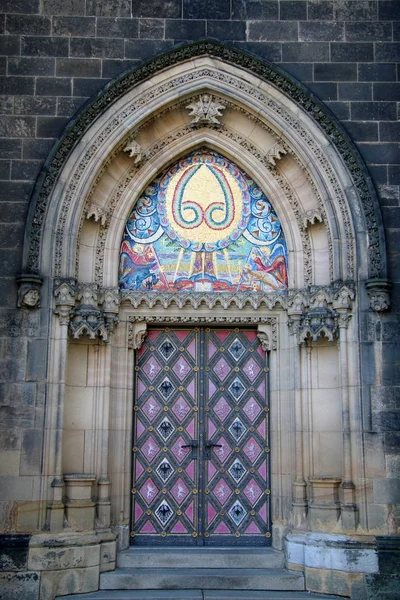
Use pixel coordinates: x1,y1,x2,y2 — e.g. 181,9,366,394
64,474,96,532
308,477,341,531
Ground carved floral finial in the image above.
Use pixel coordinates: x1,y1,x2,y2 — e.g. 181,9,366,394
186,94,226,127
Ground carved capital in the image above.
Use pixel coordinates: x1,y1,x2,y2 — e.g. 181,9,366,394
70,306,109,341
123,138,146,165
298,306,338,343
365,279,391,312
266,142,287,166
100,287,120,315
54,278,76,308
77,282,99,307
16,274,42,309
128,321,148,350
287,291,308,316
85,203,109,227
333,284,355,310
302,209,323,228
186,94,225,127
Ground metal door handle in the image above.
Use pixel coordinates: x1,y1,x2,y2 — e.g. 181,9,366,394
205,440,222,459
181,440,198,459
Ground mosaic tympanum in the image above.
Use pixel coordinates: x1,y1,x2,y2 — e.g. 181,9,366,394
119,150,288,292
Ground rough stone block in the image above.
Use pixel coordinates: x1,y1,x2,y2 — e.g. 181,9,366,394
36,116,70,138
0,180,32,201
299,21,344,42
0,56,6,75
57,97,86,117
351,101,397,121
0,139,22,159
100,540,116,572
360,143,400,165
22,139,55,159
36,77,71,96
0,159,10,179
314,62,358,81
345,121,378,142
358,62,397,81
8,57,55,77
282,42,329,62
96,17,138,39
376,43,400,62
183,0,230,19
334,0,377,21
339,82,372,101
0,97,14,115
237,0,278,20
125,39,174,60
374,478,400,504
165,19,206,41
208,20,246,40
0,202,28,224
69,38,124,58
379,1,400,20
39,565,99,600
19,429,42,476
389,166,400,185
10,159,42,181
72,78,107,98
365,573,400,600
0,35,20,56
1,0,39,13
42,0,85,15
21,36,69,57
280,1,307,20
0,534,30,571
52,16,96,37
0,571,40,600
139,18,164,40
248,21,298,41
0,77,34,96
306,81,337,101
14,97,56,117
280,62,313,81
331,42,374,62
101,59,139,79
85,0,131,17
234,41,282,62
346,22,392,41
6,15,51,36
56,58,101,78
374,83,400,102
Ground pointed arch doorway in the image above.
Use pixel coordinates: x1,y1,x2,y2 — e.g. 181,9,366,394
131,326,271,546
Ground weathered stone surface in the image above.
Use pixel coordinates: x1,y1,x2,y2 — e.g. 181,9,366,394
29,543,100,571
40,565,99,600
0,534,30,571
0,570,40,600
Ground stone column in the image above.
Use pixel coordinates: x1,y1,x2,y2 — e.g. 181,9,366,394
287,295,308,530
45,278,76,531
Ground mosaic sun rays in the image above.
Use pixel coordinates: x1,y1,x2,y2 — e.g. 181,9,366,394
119,150,288,293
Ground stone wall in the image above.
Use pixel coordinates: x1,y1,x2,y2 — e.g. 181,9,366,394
0,0,398,536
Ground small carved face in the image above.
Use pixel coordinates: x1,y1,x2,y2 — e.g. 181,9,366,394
22,288,40,307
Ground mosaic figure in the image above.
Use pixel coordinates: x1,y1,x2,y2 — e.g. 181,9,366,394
119,150,288,292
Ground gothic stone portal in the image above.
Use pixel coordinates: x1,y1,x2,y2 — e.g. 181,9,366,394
131,328,271,546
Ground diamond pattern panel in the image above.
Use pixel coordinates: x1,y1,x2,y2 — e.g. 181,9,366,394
205,328,270,544
132,329,199,542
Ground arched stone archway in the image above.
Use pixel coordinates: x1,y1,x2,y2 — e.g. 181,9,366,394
19,41,391,598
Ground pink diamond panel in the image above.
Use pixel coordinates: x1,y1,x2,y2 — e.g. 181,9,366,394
213,357,231,381
142,357,162,380
213,397,231,421
140,436,160,463
243,437,262,463
172,396,190,421
171,478,189,505
243,358,261,382
243,397,261,422
172,357,191,381
139,478,159,504
142,396,161,421
213,437,232,464
212,478,232,505
171,436,191,463
244,479,263,505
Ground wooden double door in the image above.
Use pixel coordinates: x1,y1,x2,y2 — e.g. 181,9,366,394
131,327,271,546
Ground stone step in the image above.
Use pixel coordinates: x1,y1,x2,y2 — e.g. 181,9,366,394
100,567,305,591
61,590,343,600
117,547,285,570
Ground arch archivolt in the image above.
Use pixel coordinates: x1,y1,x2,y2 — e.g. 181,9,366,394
45,58,358,287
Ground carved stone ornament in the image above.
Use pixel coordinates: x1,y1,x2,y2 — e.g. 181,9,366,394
100,287,120,315
365,279,391,312
77,282,99,307
186,94,226,127
128,321,147,350
85,203,109,227
69,305,109,341
302,209,323,228
123,138,146,165
54,278,76,308
257,323,276,351
16,274,42,309
266,142,287,166
297,306,338,343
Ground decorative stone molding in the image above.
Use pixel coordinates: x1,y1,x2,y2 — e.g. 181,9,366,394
68,283,119,341
333,285,355,310
266,142,287,166
85,203,109,227
100,287,120,315
77,282,99,307
257,323,276,351
25,41,385,282
69,306,108,341
297,306,338,343
123,138,146,165
186,94,225,127
54,278,76,324
128,321,147,350
302,209,323,228
365,279,391,312
16,274,42,309
128,315,278,329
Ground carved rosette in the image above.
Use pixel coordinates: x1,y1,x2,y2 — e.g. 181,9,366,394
123,138,147,166
186,94,226,127
365,279,391,313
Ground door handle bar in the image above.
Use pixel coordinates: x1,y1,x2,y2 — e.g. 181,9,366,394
181,440,199,459
205,440,222,459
